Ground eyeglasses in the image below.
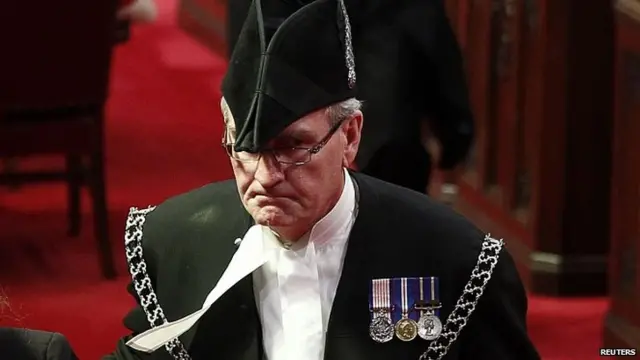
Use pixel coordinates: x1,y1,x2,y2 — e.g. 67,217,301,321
222,119,344,166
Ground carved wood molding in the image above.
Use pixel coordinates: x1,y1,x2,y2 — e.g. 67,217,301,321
617,0,640,22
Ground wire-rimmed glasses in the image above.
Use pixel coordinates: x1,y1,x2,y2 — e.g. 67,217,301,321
222,119,345,166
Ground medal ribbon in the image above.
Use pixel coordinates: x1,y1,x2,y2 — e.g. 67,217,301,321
429,277,436,302
370,279,379,312
381,279,391,316
419,276,440,317
419,277,424,303
401,278,409,316
418,277,440,316
370,279,391,314
430,277,440,317
369,279,376,313
391,278,408,322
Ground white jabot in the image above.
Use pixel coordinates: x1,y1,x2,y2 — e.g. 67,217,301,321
126,225,281,352
126,169,356,356
254,168,357,360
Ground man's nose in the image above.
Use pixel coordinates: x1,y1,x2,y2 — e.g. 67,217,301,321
253,153,284,187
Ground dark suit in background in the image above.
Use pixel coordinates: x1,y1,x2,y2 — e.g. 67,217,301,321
226,0,474,193
0,328,79,360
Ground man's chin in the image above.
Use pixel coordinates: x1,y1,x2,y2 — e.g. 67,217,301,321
252,207,294,227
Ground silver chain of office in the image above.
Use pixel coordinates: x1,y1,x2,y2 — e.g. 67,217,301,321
419,235,504,360
126,207,503,360
125,206,192,360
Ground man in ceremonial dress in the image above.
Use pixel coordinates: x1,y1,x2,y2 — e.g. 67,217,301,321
229,0,474,193
105,0,539,359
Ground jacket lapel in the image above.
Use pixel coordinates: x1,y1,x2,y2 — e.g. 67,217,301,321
178,211,260,357
175,173,377,359
234,272,265,360
326,174,380,340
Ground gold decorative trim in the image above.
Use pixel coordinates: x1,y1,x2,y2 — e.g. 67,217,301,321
617,0,640,23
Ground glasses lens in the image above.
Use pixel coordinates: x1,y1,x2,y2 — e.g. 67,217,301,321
274,148,311,165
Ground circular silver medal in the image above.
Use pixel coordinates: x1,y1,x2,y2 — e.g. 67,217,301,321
417,313,443,340
369,315,394,343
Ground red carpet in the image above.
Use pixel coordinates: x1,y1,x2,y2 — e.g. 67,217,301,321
0,1,607,359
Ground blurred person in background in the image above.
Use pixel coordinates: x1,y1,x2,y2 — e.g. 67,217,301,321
227,0,474,196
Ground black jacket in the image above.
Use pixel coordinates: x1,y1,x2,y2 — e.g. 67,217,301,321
227,0,474,171
105,173,538,359
0,328,78,360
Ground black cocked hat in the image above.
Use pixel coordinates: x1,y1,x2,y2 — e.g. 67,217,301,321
221,0,356,153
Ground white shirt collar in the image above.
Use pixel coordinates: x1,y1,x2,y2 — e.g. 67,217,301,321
307,168,355,247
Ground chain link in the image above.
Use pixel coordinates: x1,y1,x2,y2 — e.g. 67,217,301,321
125,206,503,360
125,206,192,360
419,235,504,360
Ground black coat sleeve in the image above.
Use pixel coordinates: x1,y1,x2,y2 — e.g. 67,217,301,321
458,249,540,359
0,328,78,360
400,0,474,169
47,332,79,360
102,283,171,360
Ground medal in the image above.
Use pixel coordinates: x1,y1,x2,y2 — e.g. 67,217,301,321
417,311,442,341
416,277,443,341
368,278,394,343
394,277,418,341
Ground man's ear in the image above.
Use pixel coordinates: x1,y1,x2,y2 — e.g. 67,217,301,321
220,97,235,127
221,97,237,144
341,110,363,167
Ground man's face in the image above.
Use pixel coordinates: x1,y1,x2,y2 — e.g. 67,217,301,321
223,100,362,239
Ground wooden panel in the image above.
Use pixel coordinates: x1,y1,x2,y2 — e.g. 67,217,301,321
177,0,228,58
454,0,613,296
605,1,640,350
526,0,569,256
531,0,612,295
491,0,524,209
461,0,495,189
515,0,541,212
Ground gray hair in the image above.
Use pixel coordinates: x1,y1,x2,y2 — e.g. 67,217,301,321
325,98,363,125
